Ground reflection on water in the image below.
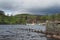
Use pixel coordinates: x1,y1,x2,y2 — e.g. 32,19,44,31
0,25,59,40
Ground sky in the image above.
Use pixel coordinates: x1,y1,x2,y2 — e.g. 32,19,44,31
0,0,60,15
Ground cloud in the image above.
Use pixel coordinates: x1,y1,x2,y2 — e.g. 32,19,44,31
28,6,60,15
0,0,60,15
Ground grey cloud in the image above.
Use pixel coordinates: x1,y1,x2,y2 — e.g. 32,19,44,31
28,5,60,15
0,0,23,11
0,0,60,15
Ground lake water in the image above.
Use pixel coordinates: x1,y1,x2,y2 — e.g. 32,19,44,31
0,25,59,40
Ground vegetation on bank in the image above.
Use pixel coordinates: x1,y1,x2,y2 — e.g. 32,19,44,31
0,10,60,24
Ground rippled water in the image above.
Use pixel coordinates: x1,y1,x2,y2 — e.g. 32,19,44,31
0,25,59,40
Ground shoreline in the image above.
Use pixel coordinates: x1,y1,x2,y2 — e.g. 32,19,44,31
31,29,60,39
47,35,60,39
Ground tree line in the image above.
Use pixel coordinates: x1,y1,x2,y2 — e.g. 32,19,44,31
0,10,60,24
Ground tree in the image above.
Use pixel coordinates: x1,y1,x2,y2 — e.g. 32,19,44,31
0,11,5,16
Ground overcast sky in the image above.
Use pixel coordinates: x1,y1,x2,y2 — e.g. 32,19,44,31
0,0,60,15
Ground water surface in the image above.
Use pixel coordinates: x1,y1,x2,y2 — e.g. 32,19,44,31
0,25,59,40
